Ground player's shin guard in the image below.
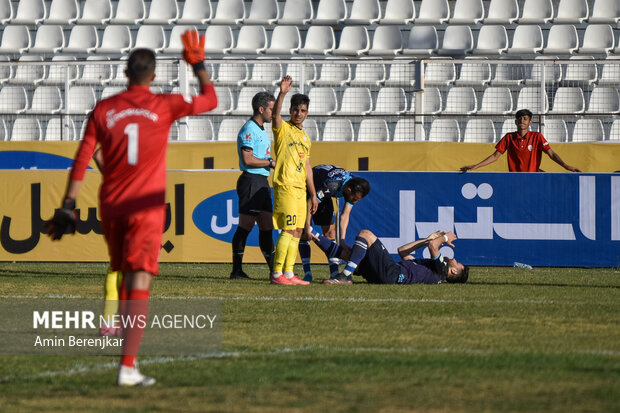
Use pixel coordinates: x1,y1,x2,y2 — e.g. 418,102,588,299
120,289,150,368
273,232,293,274
231,227,250,272
259,229,275,273
343,236,368,277
284,236,300,275
328,257,340,278
299,240,312,279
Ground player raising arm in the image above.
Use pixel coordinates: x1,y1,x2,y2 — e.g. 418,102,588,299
45,30,217,386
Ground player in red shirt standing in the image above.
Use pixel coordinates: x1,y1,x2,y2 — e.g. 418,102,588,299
460,109,581,173
45,30,217,386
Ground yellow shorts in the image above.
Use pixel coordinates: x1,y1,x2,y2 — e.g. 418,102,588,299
272,185,307,230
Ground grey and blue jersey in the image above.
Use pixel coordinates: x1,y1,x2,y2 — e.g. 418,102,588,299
313,164,353,204
237,119,271,177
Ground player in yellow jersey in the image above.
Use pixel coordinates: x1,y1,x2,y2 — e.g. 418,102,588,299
270,76,318,285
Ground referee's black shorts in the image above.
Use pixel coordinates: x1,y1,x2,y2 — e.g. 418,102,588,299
237,172,273,216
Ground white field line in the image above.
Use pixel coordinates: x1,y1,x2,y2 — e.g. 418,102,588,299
2,345,620,383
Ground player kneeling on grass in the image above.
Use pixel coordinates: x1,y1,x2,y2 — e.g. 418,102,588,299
311,230,469,285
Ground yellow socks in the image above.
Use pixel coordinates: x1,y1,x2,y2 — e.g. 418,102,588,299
273,231,293,274
103,268,121,323
284,236,300,274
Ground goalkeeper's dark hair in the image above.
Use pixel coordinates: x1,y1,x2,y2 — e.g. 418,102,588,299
126,48,156,83
447,266,469,284
345,177,370,198
252,92,276,115
515,109,533,119
290,93,310,109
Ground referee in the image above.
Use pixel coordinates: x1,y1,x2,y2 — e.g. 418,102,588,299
230,92,277,280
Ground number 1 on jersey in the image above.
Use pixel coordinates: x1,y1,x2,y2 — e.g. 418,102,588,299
125,123,139,165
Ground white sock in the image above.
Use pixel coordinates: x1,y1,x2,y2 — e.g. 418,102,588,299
284,271,295,279
272,271,283,278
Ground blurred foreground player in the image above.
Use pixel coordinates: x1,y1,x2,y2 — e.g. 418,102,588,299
45,31,217,386
312,230,469,285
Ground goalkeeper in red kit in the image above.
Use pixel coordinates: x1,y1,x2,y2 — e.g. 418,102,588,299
45,31,217,386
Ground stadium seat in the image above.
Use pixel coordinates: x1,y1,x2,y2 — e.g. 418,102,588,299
402,26,438,56
337,87,372,115
285,61,317,85
345,0,380,25
77,0,112,24
144,0,178,24
232,87,266,115
498,118,517,137
553,0,588,23
368,26,403,56
394,119,422,141
177,0,212,24
588,0,620,23
110,0,145,25
10,117,42,141
508,25,544,55
357,119,389,141
454,57,491,86
300,26,335,55
244,0,278,25
186,117,215,141
374,87,407,115
491,61,527,86
9,56,46,85
438,26,474,56
525,56,563,85
27,86,62,114
279,0,313,25
96,26,132,55
444,87,477,114
216,61,249,86
46,0,78,24
609,119,620,140
211,0,245,25
266,26,301,55
29,25,65,55
101,86,125,100
322,118,354,141
429,119,460,142
67,86,96,114
450,0,484,24
0,86,27,113
0,0,13,25
519,0,553,24
204,26,234,55
0,25,31,54
472,25,509,56
350,63,386,86
380,0,415,25
312,0,346,25
424,59,456,86
163,25,196,55
385,62,416,86
478,87,513,114
12,0,45,25
307,87,338,115
543,25,578,55
542,119,568,142
303,118,319,141
333,26,369,56
44,117,76,141
421,87,442,114
0,56,13,84
416,0,449,24
463,119,496,143
63,25,98,54
231,26,267,55
217,118,246,141
314,62,351,86
485,0,519,24
549,87,585,114
246,62,282,87
562,56,598,85
134,25,166,54
152,60,178,86
109,60,129,86
210,86,233,115
579,24,615,55
587,87,620,113
598,57,620,85
572,119,605,142
516,87,548,113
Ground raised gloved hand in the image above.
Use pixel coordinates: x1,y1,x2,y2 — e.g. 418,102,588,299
181,29,206,74
44,197,77,241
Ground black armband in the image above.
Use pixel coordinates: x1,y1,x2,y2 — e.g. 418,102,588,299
62,197,76,210
192,61,206,75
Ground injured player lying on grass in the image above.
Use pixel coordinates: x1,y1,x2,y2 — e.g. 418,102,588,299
311,229,469,285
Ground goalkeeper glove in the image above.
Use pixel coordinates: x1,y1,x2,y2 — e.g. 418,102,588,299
44,197,77,241
181,29,206,75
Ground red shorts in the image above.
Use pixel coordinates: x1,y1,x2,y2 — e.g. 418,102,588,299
101,206,165,276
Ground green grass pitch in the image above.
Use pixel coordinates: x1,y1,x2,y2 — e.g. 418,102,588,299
0,262,619,412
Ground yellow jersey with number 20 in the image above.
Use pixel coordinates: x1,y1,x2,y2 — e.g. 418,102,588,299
272,120,311,189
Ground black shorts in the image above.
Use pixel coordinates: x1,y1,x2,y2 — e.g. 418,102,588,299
312,198,336,226
354,240,401,284
237,172,273,216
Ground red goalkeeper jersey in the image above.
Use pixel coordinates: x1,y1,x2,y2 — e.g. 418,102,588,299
69,84,217,217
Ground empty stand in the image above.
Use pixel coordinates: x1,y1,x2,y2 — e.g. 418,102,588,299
572,119,605,142
323,118,354,141
587,86,620,113
303,118,319,141
543,25,578,55
589,0,620,24
485,0,519,24
345,0,380,25
499,119,517,137
186,117,215,141
177,0,212,24
598,57,620,85
578,25,615,55
300,26,335,55
424,59,456,86
380,0,415,25
491,61,527,86
444,87,477,114
463,119,496,143
246,62,283,86
46,0,78,24
279,0,313,25
307,87,338,115
314,62,351,86
216,62,249,86
27,86,62,114
416,0,449,24
101,86,125,100
97,26,132,55
0,56,13,84
164,25,196,55
333,26,369,56
285,61,317,85
232,87,266,115
337,87,372,115
0,86,28,113
44,118,76,141
211,86,233,115
478,87,513,114
402,26,438,56
455,58,491,86
508,25,544,55
29,25,65,55
368,26,402,56
374,87,407,115
394,119,421,141
519,0,553,24
63,25,98,54
472,25,509,56
542,119,568,142
245,0,278,25
153,60,178,86
450,0,484,24
526,56,563,85
385,63,416,86
77,0,112,25
0,0,13,25
312,0,346,25
429,119,460,142
554,0,588,23
266,26,301,55
211,0,244,25
516,87,548,113
204,26,234,55
217,118,246,141
350,63,386,86
12,0,45,25
67,86,97,114
231,26,268,55
438,26,474,56
144,0,179,24
422,87,442,114
134,25,166,53
109,60,128,86
549,87,585,114
609,119,620,140
0,25,31,54
110,0,146,25
10,56,46,85
10,118,42,141
357,119,389,141
562,57,598,85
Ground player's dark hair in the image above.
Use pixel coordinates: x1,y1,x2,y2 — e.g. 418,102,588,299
447,266,469,284
515,109,533,119
252,92,276,115
126,48,156,83
290,93,310,109
346,177,370,198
